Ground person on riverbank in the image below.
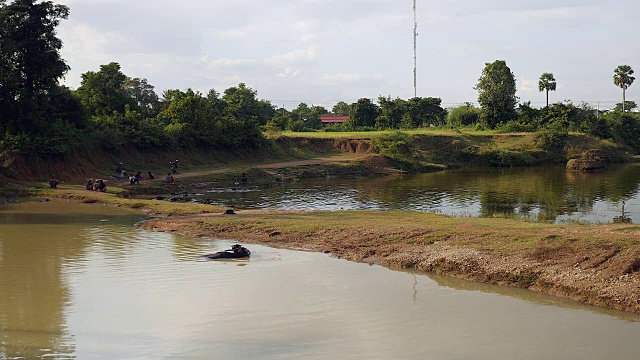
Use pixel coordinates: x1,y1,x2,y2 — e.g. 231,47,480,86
240,172,248,185
49,177,59,188
166,173,175,184
115,163,127,179
170,160,179,174
148,171,155,179
86,179,94,190
97,179,107,192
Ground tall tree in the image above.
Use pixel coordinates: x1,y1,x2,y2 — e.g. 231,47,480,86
124,77,160,119
613,65,635,112
376,96,406,129
475,60,518,128
332,101,351,116
0,0,70,133
222,83,275,125
76,62,133,116
404,97,447,127
348,98,379,128
538,72,556,107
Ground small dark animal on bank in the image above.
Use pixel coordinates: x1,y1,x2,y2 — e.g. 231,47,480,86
224,209,236,215
205,244,251,259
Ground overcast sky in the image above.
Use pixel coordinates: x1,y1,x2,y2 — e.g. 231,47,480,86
55,0,639,109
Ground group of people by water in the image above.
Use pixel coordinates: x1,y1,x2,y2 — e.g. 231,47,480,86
85,179,107,192
113,161,180,185
73,160,250,194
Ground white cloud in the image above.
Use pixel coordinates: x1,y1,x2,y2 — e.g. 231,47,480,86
54,0,638,106
519,79,535,93
267,46,319,65
210,58,259,67
278,68,301,77
322,73,364,83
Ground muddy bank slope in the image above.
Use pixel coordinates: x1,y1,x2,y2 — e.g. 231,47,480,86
141,210,640,313
2,131,631,187
0,137,373,185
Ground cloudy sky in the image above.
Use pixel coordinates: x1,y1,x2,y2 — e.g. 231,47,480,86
55,0,639,109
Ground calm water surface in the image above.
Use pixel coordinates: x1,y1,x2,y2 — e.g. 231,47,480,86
197,164,640,224
1,200,640,359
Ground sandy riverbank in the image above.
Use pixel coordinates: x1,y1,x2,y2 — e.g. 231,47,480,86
138,209,640,314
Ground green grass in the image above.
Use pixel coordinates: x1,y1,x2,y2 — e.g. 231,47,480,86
275,128,500,139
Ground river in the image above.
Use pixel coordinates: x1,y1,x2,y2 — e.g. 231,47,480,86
1,199,639,359
191,164,640,224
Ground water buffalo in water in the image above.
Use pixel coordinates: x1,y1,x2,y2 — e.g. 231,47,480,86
205,244,251,259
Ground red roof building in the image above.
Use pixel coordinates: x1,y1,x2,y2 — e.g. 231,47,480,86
320,115,349,124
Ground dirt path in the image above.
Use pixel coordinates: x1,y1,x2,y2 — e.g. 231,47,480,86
171,154,367,179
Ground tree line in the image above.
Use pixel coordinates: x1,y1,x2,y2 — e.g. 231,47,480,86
1,0,274,155
1,0,639,156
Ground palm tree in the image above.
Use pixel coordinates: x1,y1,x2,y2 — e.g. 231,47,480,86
538,72,556,107
613,65,635,112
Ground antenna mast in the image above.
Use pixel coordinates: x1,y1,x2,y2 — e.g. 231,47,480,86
413,0,417,98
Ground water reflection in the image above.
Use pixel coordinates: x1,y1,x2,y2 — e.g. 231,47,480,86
186,164,640,223
0,200,143,359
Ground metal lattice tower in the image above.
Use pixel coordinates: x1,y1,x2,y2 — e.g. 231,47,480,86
413,0,417,98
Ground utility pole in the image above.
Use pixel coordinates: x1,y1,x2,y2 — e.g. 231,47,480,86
413,0,417,98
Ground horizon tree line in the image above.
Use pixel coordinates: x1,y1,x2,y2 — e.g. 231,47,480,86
1,0,639,156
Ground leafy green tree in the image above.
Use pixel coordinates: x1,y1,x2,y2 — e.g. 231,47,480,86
156,89,215,146
475,60,518,128
403,97,447,128
447,103,482,127
222,83,275,125
347,98,379,128
158,87,264,148
613,65,635,112
308,105,328,129
332,101,351,116
269,110,292,130
124,77,160,118
290,103,327,130
0,0,70,134
76,62,134,117
206,89,226,118
603,111,640,153
614,101,637,112
376,96,406,129
538,72,556,107
92,106,167,148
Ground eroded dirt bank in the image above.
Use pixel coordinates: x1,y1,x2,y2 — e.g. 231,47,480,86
140,210,640,313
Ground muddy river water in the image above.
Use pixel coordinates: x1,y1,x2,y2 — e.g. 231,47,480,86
196,164,640,224
1,200,640,359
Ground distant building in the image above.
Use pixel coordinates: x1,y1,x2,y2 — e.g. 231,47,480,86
320,114,349,124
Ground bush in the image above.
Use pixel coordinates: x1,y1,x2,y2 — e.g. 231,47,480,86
484,149,533,167
534,122,569,151
603,112,640,153
372,131,414,160
496,120,536,133
447,103,482,127
321,123,347,132
288,119,308,132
